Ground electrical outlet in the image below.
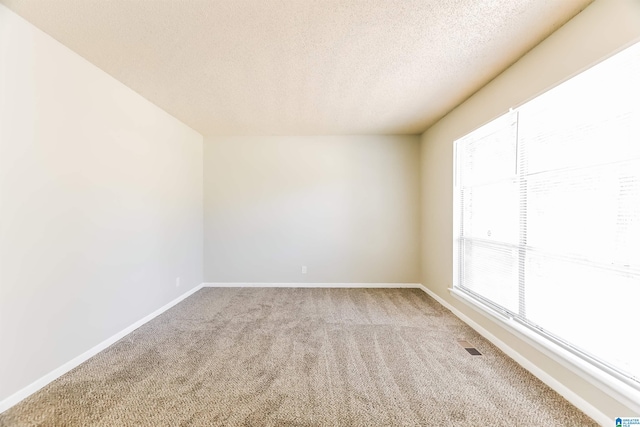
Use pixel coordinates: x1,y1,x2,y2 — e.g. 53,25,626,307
176,277,181,287
301,266,307,274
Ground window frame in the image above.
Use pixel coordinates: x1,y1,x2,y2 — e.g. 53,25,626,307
451,41,640,413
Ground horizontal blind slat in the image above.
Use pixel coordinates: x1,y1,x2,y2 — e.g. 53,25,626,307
454,40,640,387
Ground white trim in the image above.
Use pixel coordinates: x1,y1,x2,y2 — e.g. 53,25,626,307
449,287,640,416
2,281,623,426
0,282,418,413
417,284,611,426
203,282,423,288
0,283,204,414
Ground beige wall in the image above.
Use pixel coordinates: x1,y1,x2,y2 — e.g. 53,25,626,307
204,135,421,283
0,6,203,402
420,0,640,420
4,0,636,418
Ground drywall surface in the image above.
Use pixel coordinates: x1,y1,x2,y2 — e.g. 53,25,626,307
0,5,203,402
204,135,421,283
420,0,640,419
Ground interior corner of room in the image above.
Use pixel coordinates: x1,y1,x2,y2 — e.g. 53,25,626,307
1,0,639,425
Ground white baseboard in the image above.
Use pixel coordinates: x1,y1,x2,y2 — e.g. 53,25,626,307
0,281,417,414
416,284,610,426
203,282,422,288
1,281,611,426
0,283,204,414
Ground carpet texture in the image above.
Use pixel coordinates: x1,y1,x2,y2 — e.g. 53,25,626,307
0,288,597,426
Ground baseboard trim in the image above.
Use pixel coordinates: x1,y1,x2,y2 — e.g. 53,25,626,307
0,283,204,414
203,282,422,288
1,281,610,425
416,284,610,426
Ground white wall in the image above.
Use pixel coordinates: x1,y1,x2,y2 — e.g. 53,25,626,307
0,5,203,402
420,0,640,420
204,135,421,284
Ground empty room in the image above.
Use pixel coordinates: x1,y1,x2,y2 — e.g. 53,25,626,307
1,0,639,425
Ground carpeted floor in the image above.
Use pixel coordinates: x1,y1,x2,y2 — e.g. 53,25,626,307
0,287,596,426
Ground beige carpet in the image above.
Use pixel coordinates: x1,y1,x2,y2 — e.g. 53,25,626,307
0,288,596,426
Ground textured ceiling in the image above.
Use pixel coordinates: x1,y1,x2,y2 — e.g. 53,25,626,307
1,0,592,136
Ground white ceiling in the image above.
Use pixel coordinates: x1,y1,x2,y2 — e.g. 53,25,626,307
2,0,592,136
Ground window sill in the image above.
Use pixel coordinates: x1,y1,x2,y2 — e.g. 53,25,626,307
449,287,640,414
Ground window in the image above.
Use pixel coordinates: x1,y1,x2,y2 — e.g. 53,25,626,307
453,41,640,392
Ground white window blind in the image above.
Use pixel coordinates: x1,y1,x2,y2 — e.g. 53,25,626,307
454,41,640,387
